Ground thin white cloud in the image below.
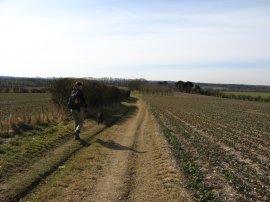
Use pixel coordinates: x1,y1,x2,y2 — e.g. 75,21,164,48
112,7,139,18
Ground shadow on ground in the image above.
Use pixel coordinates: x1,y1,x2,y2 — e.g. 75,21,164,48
103,97,139,127
84,97,139,128
78,97,139,147
79,138,90,147
124,96,138,104
96,139,146,154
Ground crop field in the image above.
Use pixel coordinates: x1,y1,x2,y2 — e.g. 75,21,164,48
223,91,270,99
144,93,270,201
0,93,65,132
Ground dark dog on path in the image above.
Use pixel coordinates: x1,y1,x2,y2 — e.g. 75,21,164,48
97,112,104,124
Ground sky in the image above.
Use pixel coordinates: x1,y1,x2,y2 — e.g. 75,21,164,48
0,0,270,85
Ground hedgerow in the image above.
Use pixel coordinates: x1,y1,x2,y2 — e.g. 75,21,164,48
50,78,130,107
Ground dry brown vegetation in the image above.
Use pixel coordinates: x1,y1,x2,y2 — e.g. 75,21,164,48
0,93,67,137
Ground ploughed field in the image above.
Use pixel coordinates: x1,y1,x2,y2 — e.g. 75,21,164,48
144,93,270,201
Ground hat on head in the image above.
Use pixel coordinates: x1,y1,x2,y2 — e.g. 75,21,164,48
75,81,83,87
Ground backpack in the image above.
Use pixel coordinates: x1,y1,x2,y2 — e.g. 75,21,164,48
67,90,80,109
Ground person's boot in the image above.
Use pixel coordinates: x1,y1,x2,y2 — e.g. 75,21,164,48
75,130,80,140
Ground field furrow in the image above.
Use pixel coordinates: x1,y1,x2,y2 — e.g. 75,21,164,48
144,94,270,201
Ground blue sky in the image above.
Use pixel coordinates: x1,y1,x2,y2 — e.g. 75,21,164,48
0,0,270,85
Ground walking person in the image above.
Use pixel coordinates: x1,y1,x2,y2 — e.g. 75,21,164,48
68,81,88,139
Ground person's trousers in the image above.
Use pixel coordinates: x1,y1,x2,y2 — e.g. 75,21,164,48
71,109,84,133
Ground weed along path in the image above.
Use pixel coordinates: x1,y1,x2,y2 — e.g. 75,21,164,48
22,98,193,202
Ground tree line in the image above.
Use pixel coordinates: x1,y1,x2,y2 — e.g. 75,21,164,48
0,87,49,93
1,76,269,103
128,80,174,95
127,80,205,95
219,93,270,103
0,77,50,93
175,81,270,102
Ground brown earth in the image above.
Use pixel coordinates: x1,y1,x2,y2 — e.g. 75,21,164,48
22,98,193,202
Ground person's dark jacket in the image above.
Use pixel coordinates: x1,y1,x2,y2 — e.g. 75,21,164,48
71,89,87,111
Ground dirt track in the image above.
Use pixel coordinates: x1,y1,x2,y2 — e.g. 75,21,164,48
23,98,193,202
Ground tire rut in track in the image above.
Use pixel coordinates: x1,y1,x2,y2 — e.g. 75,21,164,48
121,102,193,202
